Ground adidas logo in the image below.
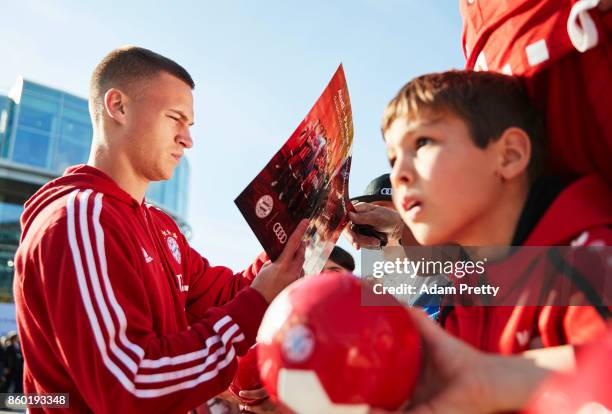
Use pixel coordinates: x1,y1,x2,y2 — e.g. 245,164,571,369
142,248,154,264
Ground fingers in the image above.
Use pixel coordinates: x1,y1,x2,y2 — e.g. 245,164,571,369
349,210,378,226
343,226,359,247
356,235,383,249
240,399,276,413
349,203,381,226
345,227,382,249
239,387,268,400
278,220,309,262
293,241,306,269
286,241,306,282
344,224,384,250
352,202,376,212
349,204,400,234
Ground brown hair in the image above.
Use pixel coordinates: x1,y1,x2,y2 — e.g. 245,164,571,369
89,46,194,122
382,70,544,178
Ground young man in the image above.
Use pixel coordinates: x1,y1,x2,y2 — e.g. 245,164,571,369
381,70,611,353
13,46,307,413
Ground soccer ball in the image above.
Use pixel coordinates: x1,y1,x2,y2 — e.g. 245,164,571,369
257,272,421,413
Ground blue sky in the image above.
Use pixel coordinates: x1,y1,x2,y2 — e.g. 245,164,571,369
2,0,464,271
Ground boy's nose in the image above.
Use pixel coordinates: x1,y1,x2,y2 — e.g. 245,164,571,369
391,157,416,188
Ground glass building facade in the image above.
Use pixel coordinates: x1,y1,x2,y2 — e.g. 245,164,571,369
0,77,190,306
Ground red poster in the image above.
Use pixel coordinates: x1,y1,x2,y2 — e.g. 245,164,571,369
235,65,354,275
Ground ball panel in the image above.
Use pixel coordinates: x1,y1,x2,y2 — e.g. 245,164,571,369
278,369,369,414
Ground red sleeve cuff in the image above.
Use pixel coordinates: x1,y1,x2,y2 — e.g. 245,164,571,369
240,252,270,282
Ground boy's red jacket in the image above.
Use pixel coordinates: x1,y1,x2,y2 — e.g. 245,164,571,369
13,165,269,413
442,175,612,354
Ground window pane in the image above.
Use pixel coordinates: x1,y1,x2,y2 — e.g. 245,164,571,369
63,94,87,108
60,119,92,143
18,102,56,132
0,246,17,302
163,175,178,212
1,101,15,159
52,138,89,173
0,201,21,302
21,91,61,112
12,129,50,168
24,82,62,100
147,181,164,206
0,202,23,225
61,105,90,123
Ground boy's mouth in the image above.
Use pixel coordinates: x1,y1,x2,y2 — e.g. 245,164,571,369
401,197,422,219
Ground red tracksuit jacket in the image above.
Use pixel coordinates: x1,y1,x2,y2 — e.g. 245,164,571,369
442,175,612,354
13,165,269,413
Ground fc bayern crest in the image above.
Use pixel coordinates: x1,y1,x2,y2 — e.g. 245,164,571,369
255,195,274,219
282,324,315,363
166,236,181,264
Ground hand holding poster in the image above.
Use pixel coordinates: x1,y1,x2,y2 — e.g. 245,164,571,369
235,65,354,275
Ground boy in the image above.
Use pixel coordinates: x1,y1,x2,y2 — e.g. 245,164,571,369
374,70,611,353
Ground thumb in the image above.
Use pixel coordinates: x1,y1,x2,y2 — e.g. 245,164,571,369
349,208,382,225
352,202,376,213
277,220,309,263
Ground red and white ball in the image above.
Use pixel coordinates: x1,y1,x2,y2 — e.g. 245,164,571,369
257,272,422,413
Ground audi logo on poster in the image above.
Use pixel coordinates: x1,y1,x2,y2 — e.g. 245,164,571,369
273,222,288,244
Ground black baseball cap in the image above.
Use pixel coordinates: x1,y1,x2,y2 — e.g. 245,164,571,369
350,174,392,203
328,246,355,272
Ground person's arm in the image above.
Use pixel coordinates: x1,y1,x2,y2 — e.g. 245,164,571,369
184,248,269,323
371,310,553,414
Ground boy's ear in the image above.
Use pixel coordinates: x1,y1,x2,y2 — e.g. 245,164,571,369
494,127,531,180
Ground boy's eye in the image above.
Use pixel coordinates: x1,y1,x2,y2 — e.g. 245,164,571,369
415,137,432,150
168,115,180,122
388,156,396,168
